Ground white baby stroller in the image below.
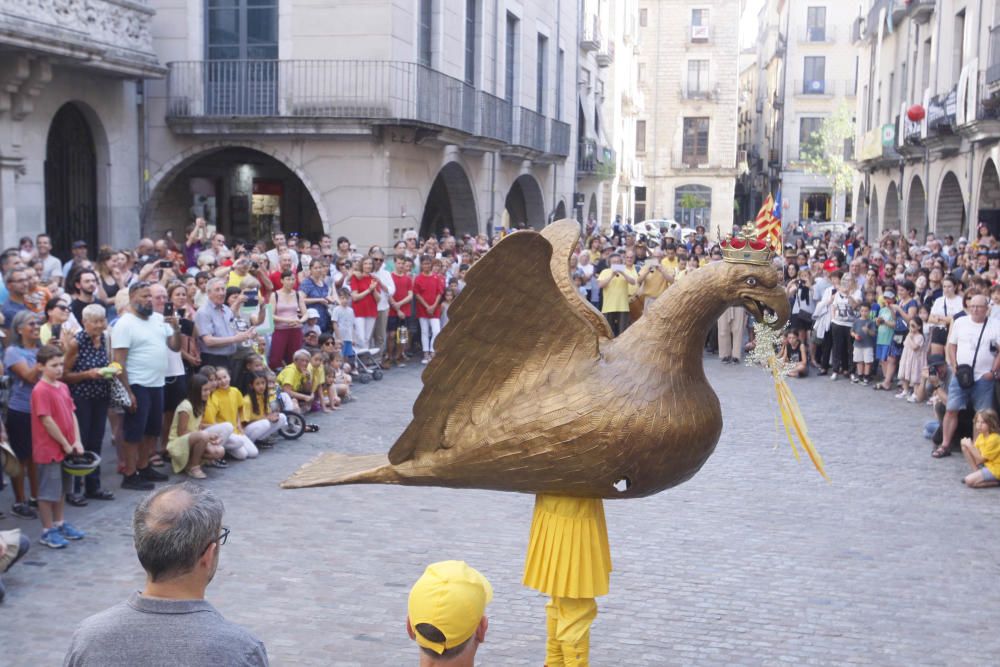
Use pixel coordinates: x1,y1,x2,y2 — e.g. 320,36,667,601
351,346,384,384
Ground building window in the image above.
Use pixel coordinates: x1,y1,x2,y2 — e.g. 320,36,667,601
674,184,712,227
639,8,648,27
556,48,564,120
799,117,823,157
802,193,831,222
687,59,710,96
803,56,825,93
635,186,647,222
806,6,826,41
638,62,646,84
922,38,932,92
636,120,646,152
536,34,547,115
690,8,709,41
682,117,709,165
419,0,433,67
505,12,518,103
207,0,278,60
464,0,477,84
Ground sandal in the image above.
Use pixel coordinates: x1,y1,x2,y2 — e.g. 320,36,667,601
187,466,207,479
305,424,320,433
149,454,165,468
932,445,952,458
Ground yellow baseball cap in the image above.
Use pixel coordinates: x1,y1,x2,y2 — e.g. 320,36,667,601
407,560,493,655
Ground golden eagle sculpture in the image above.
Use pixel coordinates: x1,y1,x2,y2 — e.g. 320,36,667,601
283,219,790,499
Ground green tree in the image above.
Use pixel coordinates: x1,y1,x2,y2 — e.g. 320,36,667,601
679,193,707,211
801,103,856,221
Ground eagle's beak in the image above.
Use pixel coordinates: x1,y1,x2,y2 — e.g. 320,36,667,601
742,285,790,330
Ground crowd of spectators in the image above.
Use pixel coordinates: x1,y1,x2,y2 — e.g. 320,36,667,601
0,222,481,546
580,218,1000,490
3,214,1000,602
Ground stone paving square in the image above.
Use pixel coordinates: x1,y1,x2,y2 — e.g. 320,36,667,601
1,360,999,665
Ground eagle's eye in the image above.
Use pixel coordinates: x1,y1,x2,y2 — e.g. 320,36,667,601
745,277,758,287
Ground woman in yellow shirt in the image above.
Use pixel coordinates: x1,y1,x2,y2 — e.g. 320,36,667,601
960,410,1000,488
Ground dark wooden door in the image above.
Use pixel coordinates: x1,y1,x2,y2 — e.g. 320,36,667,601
45,104,97,259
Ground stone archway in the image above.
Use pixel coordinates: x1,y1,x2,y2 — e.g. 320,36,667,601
504,174,545,230
554,199,567,220
45,103,98,258
936,171,965,240
884,181,900,231
420,162,478,239
146,141,329,237
145,145,325,242
907,176,926,236
978,159,1000,237
855,188,868,238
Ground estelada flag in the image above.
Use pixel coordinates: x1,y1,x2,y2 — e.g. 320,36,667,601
755,194,781,249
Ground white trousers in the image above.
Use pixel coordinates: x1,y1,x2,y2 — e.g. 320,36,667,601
420,317,441,354
353,316,376,350
224,432,259,460
243,415,287,442
203,423,234,442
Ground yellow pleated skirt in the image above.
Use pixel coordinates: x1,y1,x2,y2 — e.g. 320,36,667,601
522,494,612,599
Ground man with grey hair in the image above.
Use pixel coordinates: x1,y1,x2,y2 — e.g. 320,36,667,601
64,483,268,666
1,266,29,328
194,277,255,371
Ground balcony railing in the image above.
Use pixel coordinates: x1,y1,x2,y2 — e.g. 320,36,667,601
577,139,616,177
164,60,579,155
514,107,546,152
795,79,833,95
581,15,601,51
802,25,836,43
549,119,571,156
477,91,512,143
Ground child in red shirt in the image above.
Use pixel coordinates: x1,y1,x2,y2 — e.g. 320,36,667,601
413,255,444,364
31,345,85,549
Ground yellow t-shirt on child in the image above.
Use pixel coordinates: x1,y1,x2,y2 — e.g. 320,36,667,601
204,386,246,434
975,433,1000,478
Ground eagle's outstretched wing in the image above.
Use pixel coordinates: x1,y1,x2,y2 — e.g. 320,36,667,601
388,219,611,464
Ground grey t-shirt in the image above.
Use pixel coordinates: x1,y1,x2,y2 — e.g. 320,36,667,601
64,592,268,667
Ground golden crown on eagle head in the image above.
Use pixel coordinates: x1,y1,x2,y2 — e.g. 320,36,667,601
721,221,776,266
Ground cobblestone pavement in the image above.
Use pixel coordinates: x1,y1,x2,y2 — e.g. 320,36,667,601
2,358,1000,665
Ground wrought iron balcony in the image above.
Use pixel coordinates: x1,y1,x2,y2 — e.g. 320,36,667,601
167,60,490,137
577,139,616,178
513,107,546,152
549,119,571,157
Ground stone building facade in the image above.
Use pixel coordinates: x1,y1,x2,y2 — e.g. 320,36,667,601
144,0,579,247
0,0,164,256
853,0,1000,241
636,0,739,235
744,0,859,231
575,0,643,231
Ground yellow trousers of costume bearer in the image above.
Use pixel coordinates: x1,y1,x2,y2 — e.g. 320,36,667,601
717,305,747,360
545,597,597,667
523,495,611,667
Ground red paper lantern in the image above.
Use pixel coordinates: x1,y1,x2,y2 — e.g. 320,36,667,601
907,104,926,122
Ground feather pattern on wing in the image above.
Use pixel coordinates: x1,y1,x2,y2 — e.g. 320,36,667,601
388,221,609,465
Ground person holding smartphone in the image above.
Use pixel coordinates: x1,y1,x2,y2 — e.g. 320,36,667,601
596,252,637,336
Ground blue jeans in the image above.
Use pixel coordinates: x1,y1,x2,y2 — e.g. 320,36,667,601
946,376,995,412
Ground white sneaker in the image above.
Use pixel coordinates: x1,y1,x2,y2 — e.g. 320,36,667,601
894,390,907,399
830,373,838,381
906,394,918,403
